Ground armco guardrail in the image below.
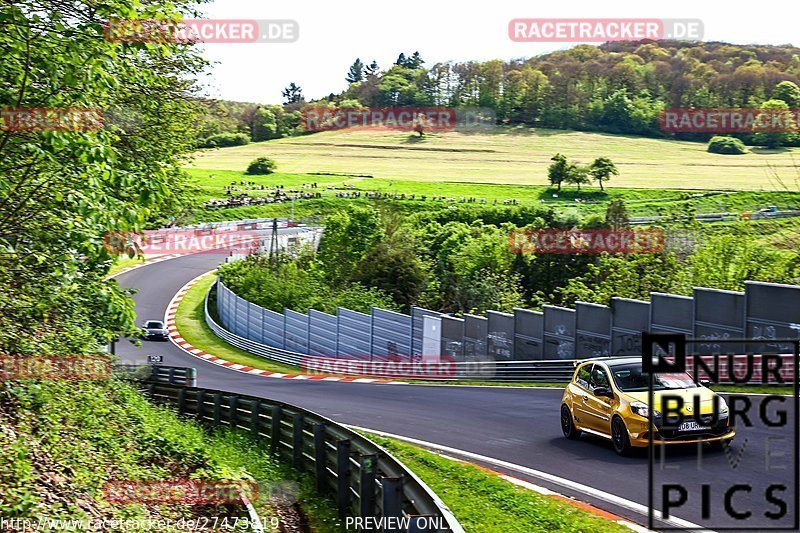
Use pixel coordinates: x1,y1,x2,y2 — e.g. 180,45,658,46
139,379,463,532
113,364,197,386
205,284,575,381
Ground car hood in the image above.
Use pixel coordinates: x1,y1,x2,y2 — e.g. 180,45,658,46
625,387,721,414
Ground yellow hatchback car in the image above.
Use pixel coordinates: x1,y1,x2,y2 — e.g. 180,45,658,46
561,357,736,455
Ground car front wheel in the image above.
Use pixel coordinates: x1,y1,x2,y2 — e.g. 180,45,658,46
611,416,632,456
561,404,580,439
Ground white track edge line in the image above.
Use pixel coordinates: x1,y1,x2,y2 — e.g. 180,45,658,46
346,425,712,532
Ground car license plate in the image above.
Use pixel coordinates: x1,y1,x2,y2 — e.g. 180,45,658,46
678,420,709,432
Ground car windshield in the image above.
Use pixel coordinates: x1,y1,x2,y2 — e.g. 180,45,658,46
610,363,698,392
146,321,163,329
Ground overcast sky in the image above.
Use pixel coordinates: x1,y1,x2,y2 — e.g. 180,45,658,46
196,0,799,105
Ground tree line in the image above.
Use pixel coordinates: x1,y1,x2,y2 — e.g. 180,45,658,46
199,41,800,148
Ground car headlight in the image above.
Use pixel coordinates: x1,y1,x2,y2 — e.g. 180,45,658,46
717,398,729,419
630,401,661,419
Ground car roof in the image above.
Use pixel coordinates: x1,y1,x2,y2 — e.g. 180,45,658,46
577,356,642,368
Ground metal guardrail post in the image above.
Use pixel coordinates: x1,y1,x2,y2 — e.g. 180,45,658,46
196,390,205,421
359,454,377,520
336,439,352,517
213,392,222,427
168,367,175,383
251,400,261,436
314,423,327,493
177,387,186,415
292,413,304,469
186,367,197,387
381,477,403,533
270,405,282,455
229,395,239,425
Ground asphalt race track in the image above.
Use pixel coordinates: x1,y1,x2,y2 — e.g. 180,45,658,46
115,252,798,531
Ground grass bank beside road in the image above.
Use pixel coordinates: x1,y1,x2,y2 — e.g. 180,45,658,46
0,377,342,531
363,433,629,532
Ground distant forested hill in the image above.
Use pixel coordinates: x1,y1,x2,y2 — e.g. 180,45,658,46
200,40,800,142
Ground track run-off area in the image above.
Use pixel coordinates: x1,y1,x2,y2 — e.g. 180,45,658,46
114,251,797,531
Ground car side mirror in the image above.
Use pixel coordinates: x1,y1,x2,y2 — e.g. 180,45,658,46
699,379,711,387
594,387,613,398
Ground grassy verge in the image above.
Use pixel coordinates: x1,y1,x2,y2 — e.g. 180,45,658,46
0,377,342,531
175,273,303,375
107,256,147,278
361,432,628,532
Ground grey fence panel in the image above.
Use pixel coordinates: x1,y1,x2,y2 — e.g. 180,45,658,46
650,292,693,335
441,315,465,360
745,281,800,353
283,309,309,354
371,307,412,357
611,298,650,356
246,300,265,344
262,308,285,349
693,288,745,355
308,309,338,357
233,295,250,338
575,302,611,359
487,311,514,361
336,308,372,358
543,305,576,360
411,307,444,357
217,281,231,329
514,308,543,360
463,314,488,359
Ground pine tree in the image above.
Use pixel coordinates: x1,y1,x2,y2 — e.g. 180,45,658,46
346,58,365,83
365,60,379,76
408,51,424,69
281,82,304,104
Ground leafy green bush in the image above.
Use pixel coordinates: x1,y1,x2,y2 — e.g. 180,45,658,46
245,157,277,175
218,254,399,314
199,132,250,148
707,136,747,154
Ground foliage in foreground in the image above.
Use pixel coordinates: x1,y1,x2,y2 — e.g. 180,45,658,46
0,378,342,531
0,1,205,356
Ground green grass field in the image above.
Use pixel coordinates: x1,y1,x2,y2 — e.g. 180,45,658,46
188,127,800,190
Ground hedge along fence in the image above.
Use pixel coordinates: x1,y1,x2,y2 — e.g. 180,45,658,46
138,373,463,533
